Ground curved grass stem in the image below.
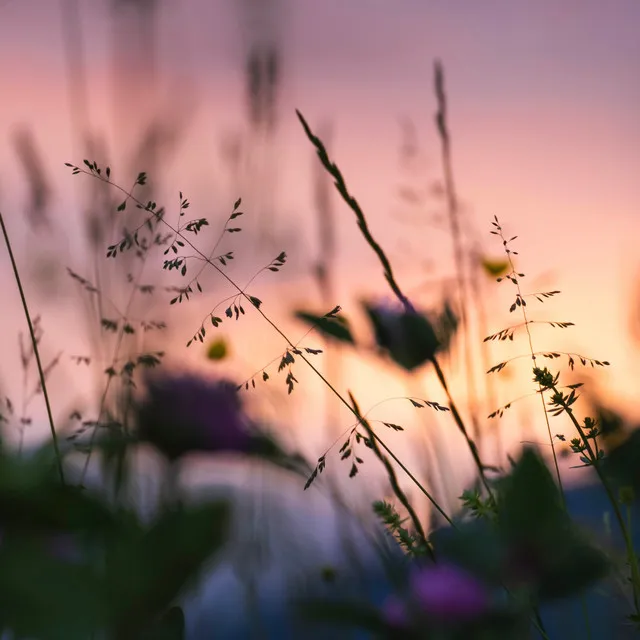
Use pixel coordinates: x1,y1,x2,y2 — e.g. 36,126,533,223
72,167,448,524
297,109,493,499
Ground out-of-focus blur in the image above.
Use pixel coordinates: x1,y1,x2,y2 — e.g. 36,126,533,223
1,7,640,632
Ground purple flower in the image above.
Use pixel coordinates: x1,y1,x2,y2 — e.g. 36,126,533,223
409,562,489,622
136,372,253,461
382,594,409,628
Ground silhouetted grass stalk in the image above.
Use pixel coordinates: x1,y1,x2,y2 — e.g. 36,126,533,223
296,110,492,498
469,243,502,462
0,211,65,484
433,60,482,448
311,120,343,439
405,375,454,519
349,391,433,559
79,255,151,485
493,221,564,495
492,220,593,635
72,164,446,527
546,376,640,615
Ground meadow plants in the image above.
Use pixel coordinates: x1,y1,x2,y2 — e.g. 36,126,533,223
1,61,639,640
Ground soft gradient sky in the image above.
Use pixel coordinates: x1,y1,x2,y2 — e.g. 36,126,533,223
1,0,639,505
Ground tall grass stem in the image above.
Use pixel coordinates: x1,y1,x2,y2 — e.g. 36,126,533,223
0,211,65,484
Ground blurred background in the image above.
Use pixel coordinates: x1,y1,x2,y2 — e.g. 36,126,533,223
1,0,640,518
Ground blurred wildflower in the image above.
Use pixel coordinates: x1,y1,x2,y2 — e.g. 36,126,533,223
410,562,489,621
363,299,440,371
135,373,253,461
382,562,490,634
381,594,409,629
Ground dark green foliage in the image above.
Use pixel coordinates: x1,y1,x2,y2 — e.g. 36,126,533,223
104,503,228,639
434,448,610,600
18,90,634,638
497,448,609,599
0,435,229,640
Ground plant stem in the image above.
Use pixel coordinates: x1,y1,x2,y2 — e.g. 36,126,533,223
493,221,594,635
0,212,65,484
79,249,151,485
433,60,481,447
75,168,446,518
350,391,434,559
552,384,640,616
430,356,491,495
494,221,564,497
297,110,493,498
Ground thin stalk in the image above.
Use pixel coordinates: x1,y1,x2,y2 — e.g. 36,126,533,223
470,243,502,462
430,356,490,495
495,221,591,635
18,328,32,456
73,167,445,518
494,223,564,495
60,0,107,371
296,110,493,498
75,165,554,639
433,60,482,446
407,375,453,522
0,212,65,484
311,120,342,439
551,386,640,616
350,392,434,560
79,235,154,485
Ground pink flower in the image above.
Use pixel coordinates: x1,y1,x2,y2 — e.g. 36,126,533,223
410,562,489,622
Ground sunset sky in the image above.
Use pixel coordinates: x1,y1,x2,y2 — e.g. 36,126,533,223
0,0,639,506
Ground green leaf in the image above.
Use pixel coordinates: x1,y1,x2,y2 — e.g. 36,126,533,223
0,539,107,639
601,420,640,492
497,447,610,599
534,531,610,599
429,520,505,585
0,451,115,534
105,502,229,638
498,447,566,539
